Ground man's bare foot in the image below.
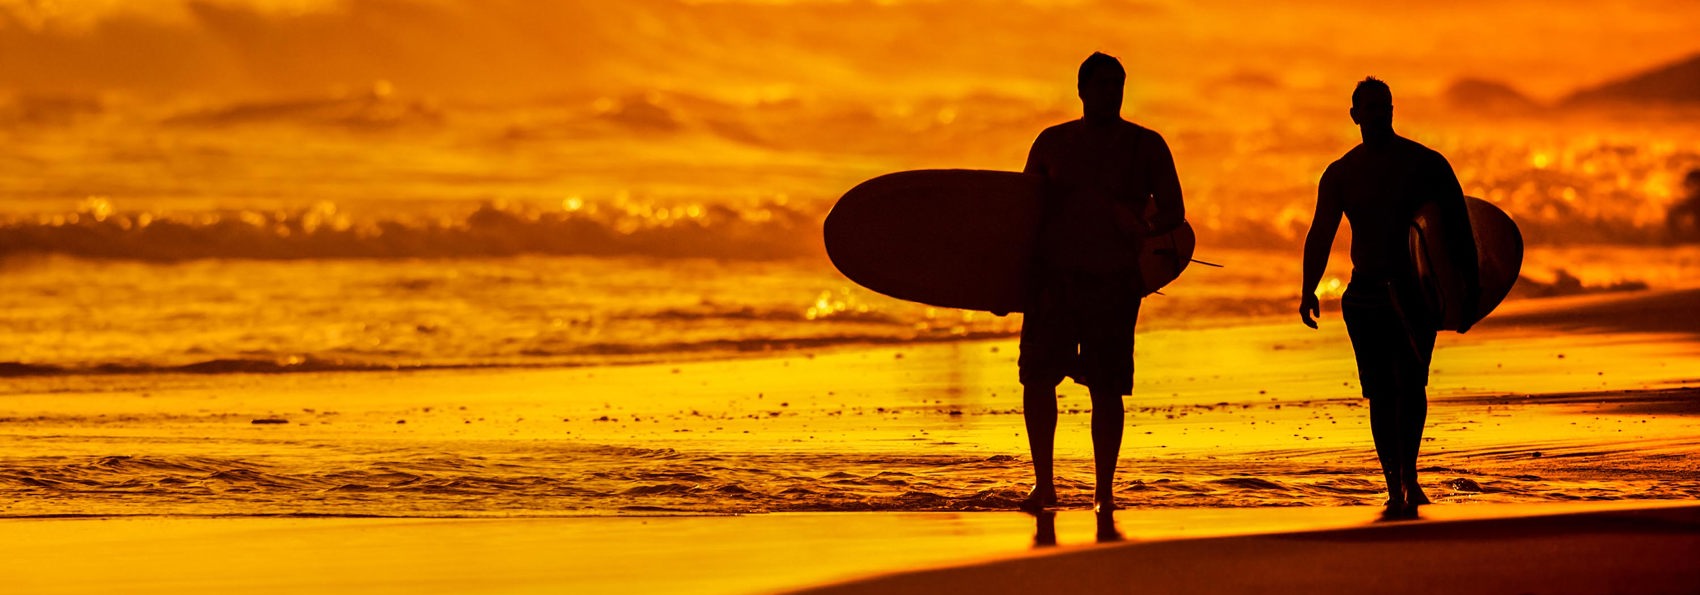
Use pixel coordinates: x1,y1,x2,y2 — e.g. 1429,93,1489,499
1093,485,1118,509
1379,493,1420,521
1379,504,1416,521
1378,488,1414,521
1404,481,1432,506
1018,486,1058,513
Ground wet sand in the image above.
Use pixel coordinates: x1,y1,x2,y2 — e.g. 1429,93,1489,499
5,502,1694,595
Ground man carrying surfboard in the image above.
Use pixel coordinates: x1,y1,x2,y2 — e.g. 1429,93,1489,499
1299,77,1479,519
1017,52,1186,513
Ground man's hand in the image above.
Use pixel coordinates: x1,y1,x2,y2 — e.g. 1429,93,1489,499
1300,293,1321,329
1145,217,1183,237
1110,203,1147,235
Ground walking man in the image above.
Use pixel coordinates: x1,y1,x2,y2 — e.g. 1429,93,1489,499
1300,77,1478,519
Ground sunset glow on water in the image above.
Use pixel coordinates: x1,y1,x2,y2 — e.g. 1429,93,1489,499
3,0,1699,524
4,0,1699,372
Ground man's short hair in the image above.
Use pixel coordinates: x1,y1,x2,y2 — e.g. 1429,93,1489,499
1078,52,1126,90
1353,77,1393,107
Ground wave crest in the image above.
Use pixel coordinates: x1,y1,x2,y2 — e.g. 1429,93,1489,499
0,198,822,261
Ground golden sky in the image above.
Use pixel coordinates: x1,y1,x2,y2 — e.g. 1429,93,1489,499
3,0,1696,101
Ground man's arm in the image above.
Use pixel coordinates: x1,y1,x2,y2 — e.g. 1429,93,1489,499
1301,165,1344,329
1146,131,1185,233
1434,153,1480,332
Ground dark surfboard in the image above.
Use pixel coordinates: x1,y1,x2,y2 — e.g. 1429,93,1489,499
1409,196,1524,331
824,169,1193,313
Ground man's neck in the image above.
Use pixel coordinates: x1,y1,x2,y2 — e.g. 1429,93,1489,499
1360,127,1396,145
1083,112,1123,127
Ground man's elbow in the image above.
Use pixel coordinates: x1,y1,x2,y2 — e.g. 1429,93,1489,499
1300,235,1320,256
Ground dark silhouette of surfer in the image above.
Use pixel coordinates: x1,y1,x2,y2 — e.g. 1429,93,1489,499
1017,52,1185,513
1300,77,1478,520
1668,168,1700,242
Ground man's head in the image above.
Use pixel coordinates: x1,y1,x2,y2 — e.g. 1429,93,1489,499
1078,52,1125,121
1350,77,1394,130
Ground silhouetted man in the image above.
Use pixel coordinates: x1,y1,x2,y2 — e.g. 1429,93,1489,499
1018,52,1185,512
1300,77,1477,519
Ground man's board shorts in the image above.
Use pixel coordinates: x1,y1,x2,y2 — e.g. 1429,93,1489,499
1341,279,1436,399
1019,271,1142,396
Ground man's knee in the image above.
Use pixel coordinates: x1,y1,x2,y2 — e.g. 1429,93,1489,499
1088,390,1125,412
1023,384,1058,406
1021,365,1065,389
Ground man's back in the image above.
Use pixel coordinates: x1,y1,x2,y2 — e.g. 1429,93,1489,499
1321,135,1461,283
1025,119,1183,275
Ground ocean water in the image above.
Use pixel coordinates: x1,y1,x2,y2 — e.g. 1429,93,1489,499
5,95,1700,375
5,29,1699,375
4,246,1700,375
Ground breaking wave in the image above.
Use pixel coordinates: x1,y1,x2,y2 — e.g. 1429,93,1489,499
0,199,823,261
5,190,1699,263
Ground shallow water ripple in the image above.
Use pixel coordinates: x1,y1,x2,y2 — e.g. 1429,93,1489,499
3,445,1695,517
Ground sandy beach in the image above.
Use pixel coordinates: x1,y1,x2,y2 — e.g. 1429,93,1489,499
0,502,1691,595
789,503,1700,595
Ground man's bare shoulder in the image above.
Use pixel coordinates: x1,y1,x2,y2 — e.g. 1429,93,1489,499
1391,134,1449,160
1030,121,1077,151
1119,119,1155,135
1324,145,1365,178
1395,137,1459,176
1039,120,1081,137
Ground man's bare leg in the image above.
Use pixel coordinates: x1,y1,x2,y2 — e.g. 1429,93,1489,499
1368,396,1407,516
1400,389,1431,507
1089,388,1124,510
1021,384,1059,511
